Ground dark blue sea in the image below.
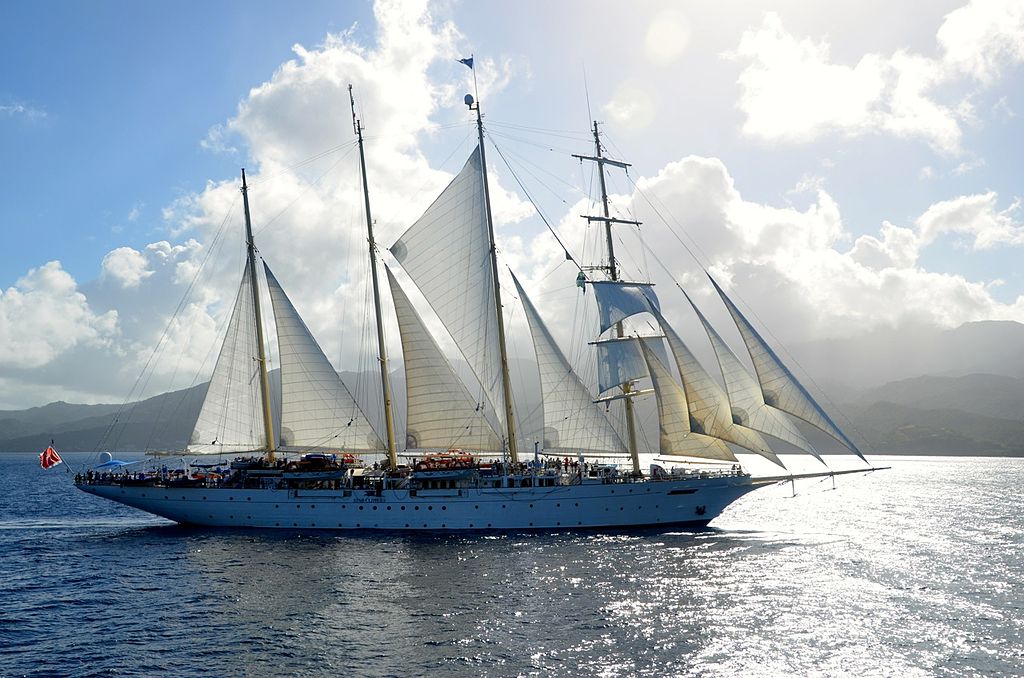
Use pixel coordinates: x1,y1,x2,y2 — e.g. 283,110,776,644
2,452,1022,677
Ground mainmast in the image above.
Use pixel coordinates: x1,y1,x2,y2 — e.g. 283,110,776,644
467,93,520,463
240,169,277,462
349,86,398,470
574,122,642,474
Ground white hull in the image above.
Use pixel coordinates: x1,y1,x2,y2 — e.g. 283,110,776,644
78,476,762,531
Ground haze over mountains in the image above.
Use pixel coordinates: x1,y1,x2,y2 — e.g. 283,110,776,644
2,320,1022,457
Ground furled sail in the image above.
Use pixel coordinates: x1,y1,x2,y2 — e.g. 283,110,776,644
188,266,265,454
386,267,502,452
264,263,383,451
389,147,505,435
512,274,626,455
708,275,866,461
590,281,661,334
683,291,823,463
639,340,737,462
655,310,785,468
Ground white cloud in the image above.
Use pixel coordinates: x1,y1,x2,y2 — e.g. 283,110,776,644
510,153,1024,354
730,2,1024,153
0,101,47,121
101,247,154,288
0,262,118,369
200,123,238,155
916,192,1024,249
937,0,1024,83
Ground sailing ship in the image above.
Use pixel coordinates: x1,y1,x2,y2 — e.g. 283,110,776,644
76,88,878,530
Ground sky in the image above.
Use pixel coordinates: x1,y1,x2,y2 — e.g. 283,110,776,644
1,0,1023,410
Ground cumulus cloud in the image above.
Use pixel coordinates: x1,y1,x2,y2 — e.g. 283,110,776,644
730,1,1024,153
0,262,118,369
511,154,1024,355
101,247,154,288
916,192,1024,249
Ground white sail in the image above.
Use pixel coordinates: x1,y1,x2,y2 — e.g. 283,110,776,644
389,147,505,435
591,281,661,334
188,266,265,454
655,310,785,468
639,340,737,462
264,264,383,452
709,275,866,461
593,335,670,393
386,267,502,452
683,291,823,463
512,274,626,456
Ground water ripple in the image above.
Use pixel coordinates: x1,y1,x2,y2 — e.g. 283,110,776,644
2,454,1023,676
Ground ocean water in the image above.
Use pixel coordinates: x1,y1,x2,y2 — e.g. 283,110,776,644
1,453,1022,677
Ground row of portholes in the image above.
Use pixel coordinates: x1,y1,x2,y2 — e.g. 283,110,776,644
259,501,598,512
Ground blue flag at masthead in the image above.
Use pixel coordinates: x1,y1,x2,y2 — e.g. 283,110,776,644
457,56,474,69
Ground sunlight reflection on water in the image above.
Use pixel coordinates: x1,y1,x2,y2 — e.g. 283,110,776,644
2,454,1022,676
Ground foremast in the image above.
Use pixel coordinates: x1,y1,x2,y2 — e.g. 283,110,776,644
574,122,642,474
468,94,519,463
240,169,277,463
349,86,399,469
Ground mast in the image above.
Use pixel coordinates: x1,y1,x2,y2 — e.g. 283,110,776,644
468,93,519,463
574,122,642,474
240,169,277,462
349,86,398,470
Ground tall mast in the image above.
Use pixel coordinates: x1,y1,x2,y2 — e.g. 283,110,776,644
241,169,277,462
349,86,398,470
468,94,519,463
574,122,642,474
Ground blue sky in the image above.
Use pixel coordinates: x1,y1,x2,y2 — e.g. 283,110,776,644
0,0,375,285
1,0,1023,408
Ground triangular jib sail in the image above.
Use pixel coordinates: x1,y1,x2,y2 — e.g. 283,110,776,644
512,273,626,456
655,310,785,469
389,147,507,438
639,340,737,462
709,275,865,462
264,263,384,452
683,290,823,463
188,265,266,454
386,266,502,452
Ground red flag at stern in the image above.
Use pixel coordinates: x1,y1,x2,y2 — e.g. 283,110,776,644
39,446,63,470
